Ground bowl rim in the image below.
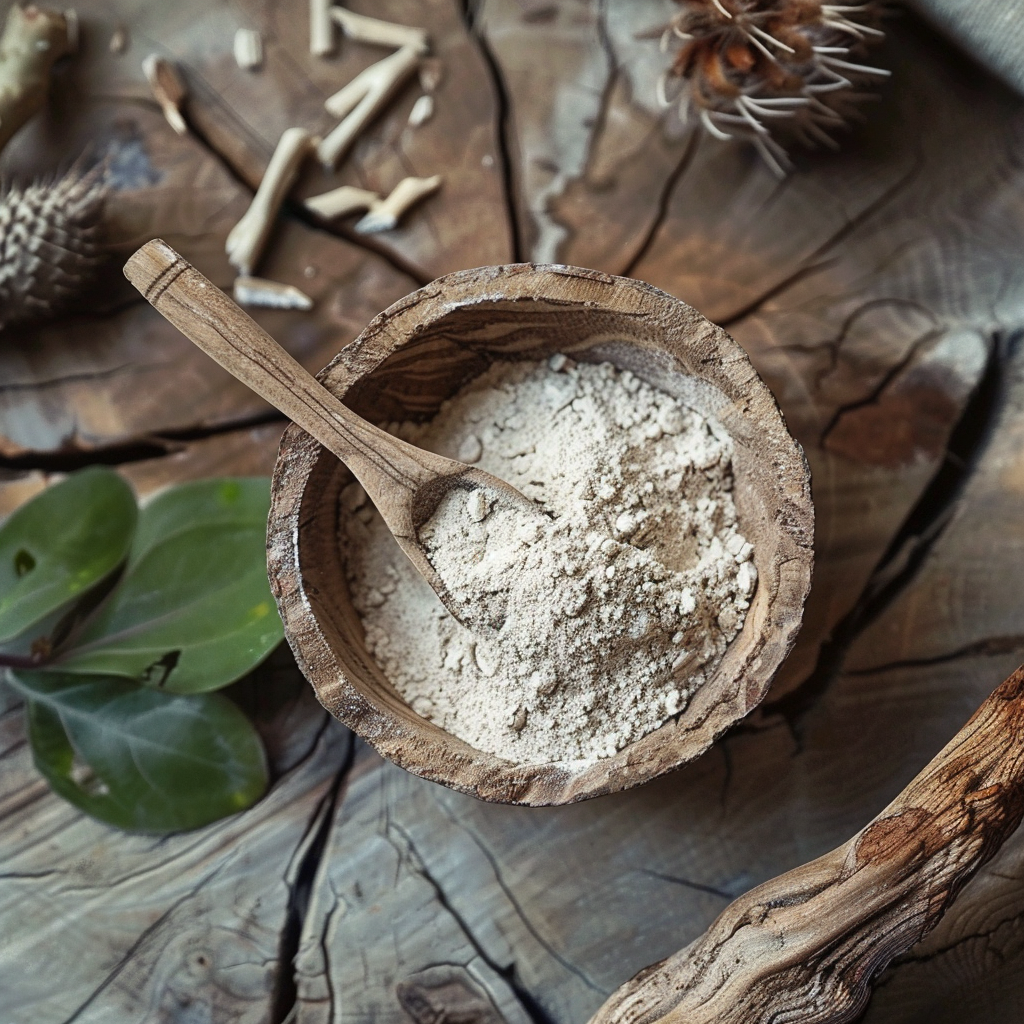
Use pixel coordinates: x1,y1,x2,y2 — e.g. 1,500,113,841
267,263,814,805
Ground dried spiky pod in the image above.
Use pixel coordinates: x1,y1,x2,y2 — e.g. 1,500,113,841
0,167,107,331
659,0,889,175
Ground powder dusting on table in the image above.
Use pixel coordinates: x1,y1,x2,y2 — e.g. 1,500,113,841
343,358,756,764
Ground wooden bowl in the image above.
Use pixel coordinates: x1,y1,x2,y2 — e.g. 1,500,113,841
267,264,813,805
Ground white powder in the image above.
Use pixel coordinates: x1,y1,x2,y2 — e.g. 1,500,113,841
343,357,756,765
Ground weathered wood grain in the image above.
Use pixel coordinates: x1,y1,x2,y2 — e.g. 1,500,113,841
1,1,1024,1021
0,649,347,1023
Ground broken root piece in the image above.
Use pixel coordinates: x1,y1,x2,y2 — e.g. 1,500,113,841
0,4,77,155
142,54,188,136
354,175,441,234
330,7,428,56
234,28,263,71
226,127,317,276
309,0,333,56
304,184,380,221
318,45,419,168
234,276,313,311
407,94,433,127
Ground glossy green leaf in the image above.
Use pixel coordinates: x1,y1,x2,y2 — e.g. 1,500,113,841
56,478,282,692
14,670,268,833
0,468,137,644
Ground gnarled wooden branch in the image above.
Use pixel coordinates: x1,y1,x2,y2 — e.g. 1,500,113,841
590,664,1024,1024
0,4,76,156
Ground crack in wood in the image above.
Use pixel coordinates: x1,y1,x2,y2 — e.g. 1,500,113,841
761,328,1015,738
459,0,524,263
270,731,354,1024
380,814,561,1024
848,634,1024,677
0,409,286,472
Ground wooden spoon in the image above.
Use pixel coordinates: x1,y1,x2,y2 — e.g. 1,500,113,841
123,239,539,625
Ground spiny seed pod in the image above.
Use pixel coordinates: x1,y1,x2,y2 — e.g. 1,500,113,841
0,166,107,331
659,0,888,176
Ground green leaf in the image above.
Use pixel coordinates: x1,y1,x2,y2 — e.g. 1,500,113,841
14,670,268,833
56,477,283,693
0,469,137,644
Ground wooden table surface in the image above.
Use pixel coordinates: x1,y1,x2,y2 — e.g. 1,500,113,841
2,1,1024,1021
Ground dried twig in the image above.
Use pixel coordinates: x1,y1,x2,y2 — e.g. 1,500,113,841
354,175,441,234
142,54,187,136
234,276,312,310
304,184,380,220
233,28,263,71
318,45,419,168
309,0,333,56
0,4,77,156
330,7,429,55
225,127,317,276
589,664,1024,1024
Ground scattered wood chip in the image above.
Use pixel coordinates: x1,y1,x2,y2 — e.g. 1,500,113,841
109,25,128,54
234,276,313,310
318,46,419,168
234,28,263,71
330,7,429,56
63,8,79,53
407,94,433,127
226,127,317,275
142,54,187,136
418,58,443,94
309,0,333,56
354,175,441,234
305,184,381,220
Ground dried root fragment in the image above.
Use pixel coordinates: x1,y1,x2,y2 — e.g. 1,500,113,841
142,53,187,136
310,0,333,56
354,175,441,234
407,94,433,127
109,25,128,54
659,0,888,176
0,166,108,330
330,7,429,55
234,276,312,310
226,127,316,276
0,4,77,156
304,184,380,220
234,28,263,71
589,664,1024,1024
318,45,419,168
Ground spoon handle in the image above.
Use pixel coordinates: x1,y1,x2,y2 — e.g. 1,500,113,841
124,239,446,505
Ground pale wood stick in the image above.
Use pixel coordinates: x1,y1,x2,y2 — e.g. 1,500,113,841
0,5,76,156
304,184,380,220
233,276,312,310
318,46,418,168
233,28,263,71
142,54,187,136
589,664,1024,1024
225,127,317,276
354,175,441,234
330,7,429,55
309,0,334,56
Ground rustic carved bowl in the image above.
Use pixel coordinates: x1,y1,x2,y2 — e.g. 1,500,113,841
267,264,813,805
